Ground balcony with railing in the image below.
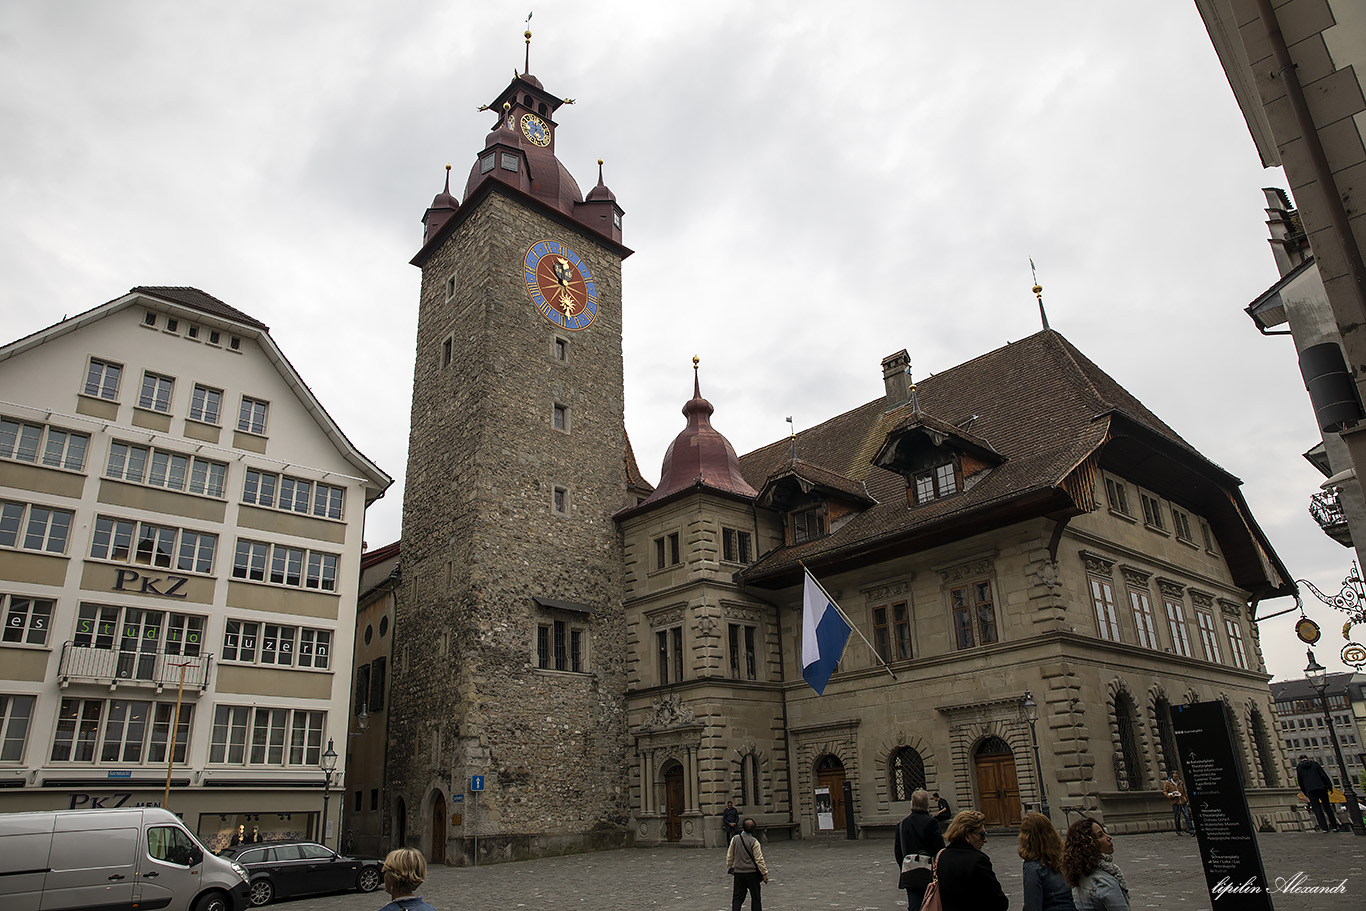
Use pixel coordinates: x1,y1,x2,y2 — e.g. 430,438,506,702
1309,488,1353,547
57,642,214,692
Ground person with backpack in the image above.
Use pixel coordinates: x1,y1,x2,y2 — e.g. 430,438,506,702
725,817,769,910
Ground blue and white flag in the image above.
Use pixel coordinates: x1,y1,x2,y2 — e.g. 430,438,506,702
801,569,851,695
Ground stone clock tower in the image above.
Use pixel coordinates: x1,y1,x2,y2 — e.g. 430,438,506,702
388,43,632,863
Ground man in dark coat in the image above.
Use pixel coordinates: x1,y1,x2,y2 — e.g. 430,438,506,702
1296,754,1338,832
894,789,945,911
721,801,740,841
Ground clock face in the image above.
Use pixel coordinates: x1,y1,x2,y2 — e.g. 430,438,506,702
524,240,599,331
521,113,551,147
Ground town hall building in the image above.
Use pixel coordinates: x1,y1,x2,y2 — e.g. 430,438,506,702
382,42,1303,863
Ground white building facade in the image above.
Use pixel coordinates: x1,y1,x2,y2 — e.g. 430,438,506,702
0,287,390,850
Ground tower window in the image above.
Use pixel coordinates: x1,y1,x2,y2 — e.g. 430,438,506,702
445,273,457,299
552,486,569,515
657,627,683,684
728,623,758,679
951,580,998,649
554,337,568,362
552,403,569,432
722,527,752,563
654,532,681,569
442,338,452,369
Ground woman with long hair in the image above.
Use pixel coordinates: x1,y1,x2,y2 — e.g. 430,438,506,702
1018,812,1075,911
1061,817,1130,911
934,809,1008,911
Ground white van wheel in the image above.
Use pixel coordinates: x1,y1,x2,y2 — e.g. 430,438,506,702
193,892,230,911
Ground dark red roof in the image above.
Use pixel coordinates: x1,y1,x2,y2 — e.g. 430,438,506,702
132,286,269,331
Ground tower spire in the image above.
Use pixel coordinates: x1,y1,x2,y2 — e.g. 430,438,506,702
524,12,533,74
1030,256,1050,330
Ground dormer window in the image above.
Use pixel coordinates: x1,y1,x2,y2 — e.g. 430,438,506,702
793,507,826,543
913,461,959,505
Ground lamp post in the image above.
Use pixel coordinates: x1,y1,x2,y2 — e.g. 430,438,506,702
1305,650,1366,836
1023,691,1050,820
320,738,339,847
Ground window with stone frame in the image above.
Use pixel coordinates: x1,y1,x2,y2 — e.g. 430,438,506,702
728,623,758,680
537,618,584,672
656,626,683,685
1171,507,1196,544
1195,609,1222,663
138,371,176,413
1249,706,1279,786
722,527,752,564
1103,475,1132,517
1160,584,1192,658
950,580,997,649
653,532,681,570
1128,590,1159,650
0,417,89,471
1139,491,1166,531
83,357,123,401
1224,617,1249,669
873,599,912,663
889,746,926,801
1113,693,1145,790
1153,697,1179,776
0,500,74,554
1088,576,1121,642
738,752,762,807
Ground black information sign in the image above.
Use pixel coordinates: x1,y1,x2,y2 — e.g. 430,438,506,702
1171,700,1274,910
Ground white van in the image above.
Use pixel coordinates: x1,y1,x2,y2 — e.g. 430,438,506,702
0,807,251,911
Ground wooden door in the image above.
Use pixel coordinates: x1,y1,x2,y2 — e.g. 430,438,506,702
664,766,684,842
975,754,1021,826
815,758,847,832
430,793,446,863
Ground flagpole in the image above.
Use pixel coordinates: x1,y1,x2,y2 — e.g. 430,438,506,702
801,562,897,680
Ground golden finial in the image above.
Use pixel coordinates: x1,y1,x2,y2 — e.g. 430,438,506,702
692,355,700,368
1029,256,1050,330
445,164,452,172
503,101,511,110
597,158,604,165
562,97,576,104
524,11,533,73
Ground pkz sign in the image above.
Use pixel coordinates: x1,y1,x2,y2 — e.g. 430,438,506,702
112,568,189,599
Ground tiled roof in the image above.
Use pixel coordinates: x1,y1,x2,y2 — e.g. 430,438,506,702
132,286,269,331
736,330,1241,583
757,458,876,506
1270,672,1359,702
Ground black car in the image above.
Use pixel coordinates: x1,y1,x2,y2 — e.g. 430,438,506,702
217,841,382,906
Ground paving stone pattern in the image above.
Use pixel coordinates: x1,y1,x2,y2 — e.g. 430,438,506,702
299,830,1365,910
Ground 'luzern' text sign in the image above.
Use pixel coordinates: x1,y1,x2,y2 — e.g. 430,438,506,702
1172,700,1274,910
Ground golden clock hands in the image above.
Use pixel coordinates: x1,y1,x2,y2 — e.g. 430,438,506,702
552,257,574,286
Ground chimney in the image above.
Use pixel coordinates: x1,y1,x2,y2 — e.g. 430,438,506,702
882,350,910,403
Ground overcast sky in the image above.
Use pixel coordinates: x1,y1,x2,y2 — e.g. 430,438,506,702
1,2,1355,681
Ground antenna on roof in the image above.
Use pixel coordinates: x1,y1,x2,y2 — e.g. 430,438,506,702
1029,256,1050,330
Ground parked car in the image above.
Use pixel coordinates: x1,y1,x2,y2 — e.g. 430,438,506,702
0,807,251,911
217,841,382,906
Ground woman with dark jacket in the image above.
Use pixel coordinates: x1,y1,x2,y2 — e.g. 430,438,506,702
894,789,945,910
935,809,1009,911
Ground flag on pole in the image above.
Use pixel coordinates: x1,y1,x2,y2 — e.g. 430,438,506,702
802,569,852,695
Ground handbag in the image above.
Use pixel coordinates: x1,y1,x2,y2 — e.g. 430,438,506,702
898,853,933,890
918,850,945,911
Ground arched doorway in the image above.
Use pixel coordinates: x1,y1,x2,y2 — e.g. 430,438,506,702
430,793,447,864
663,763,684,842
814,755,847,833
974,736,1020,826
395,798,407,849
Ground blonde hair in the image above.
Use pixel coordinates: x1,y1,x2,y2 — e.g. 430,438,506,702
1017,812,1063,871
382,847,427,893
944,809,987,844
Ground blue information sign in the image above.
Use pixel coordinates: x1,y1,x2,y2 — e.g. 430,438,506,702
471,775,484,792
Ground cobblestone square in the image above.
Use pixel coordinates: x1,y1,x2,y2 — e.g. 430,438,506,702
296,830,1366,910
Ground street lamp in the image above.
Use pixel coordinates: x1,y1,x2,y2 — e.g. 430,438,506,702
1023,691,1050,820
1304,650,1366,836
320,738,339,847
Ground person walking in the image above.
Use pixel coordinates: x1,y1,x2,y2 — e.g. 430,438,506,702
1296,754,1338,832
1019,812,1075,911
935,809,1009,911
722,800,740,842
1161,771,1195,836
1062,817,1129,911
726,817,768,911
376,847,437,911
894,788,945,911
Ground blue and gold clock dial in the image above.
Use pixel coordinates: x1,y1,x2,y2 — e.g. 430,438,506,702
521,113,551,147
524,240,599,331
